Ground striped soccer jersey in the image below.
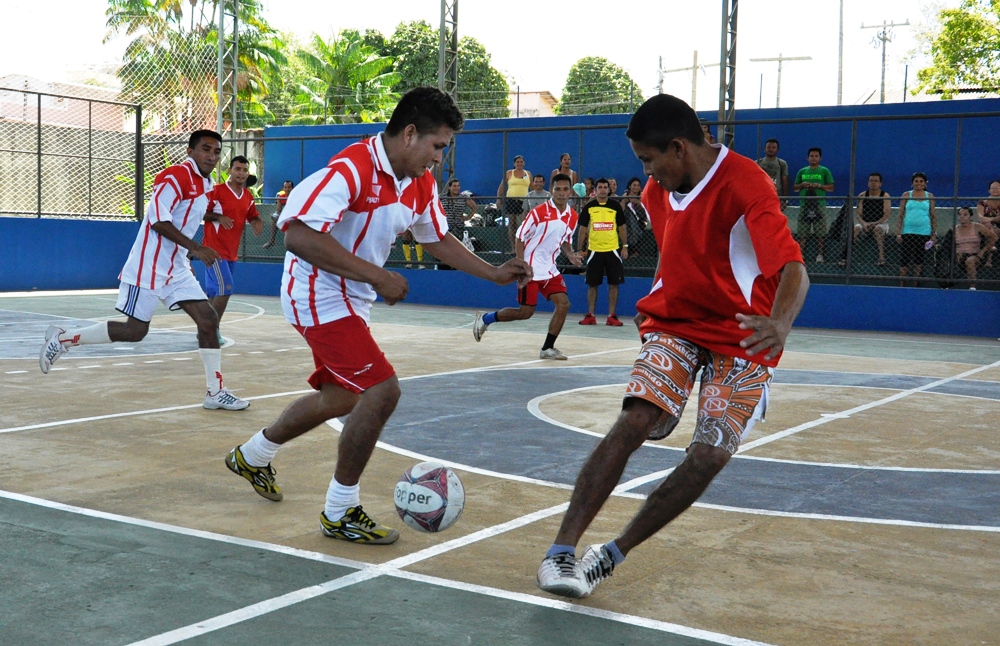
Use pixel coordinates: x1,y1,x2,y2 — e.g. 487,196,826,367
516,200,578,280
119,158,213,289
277,133,449,326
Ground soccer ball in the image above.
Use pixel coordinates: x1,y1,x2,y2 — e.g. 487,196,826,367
393,462,465,533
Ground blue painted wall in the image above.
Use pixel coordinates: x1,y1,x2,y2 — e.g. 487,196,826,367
263,99,1000,202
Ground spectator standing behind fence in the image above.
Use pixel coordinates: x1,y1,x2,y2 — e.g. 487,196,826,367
583,177,595,196
497,155,532,235
442,177,478,232
700,118,716,144
264,180,293,249
756,138,788,210
976,179,1000,267
953,206,996,290
793,147,835,263
608,178,619,198
897,172,937,287
516,174,551,247
201,155,264,339
38,129,249,411
840,172,891,267
550,153,580,187
577,178,628,326
473,174,584,359
621,177,649,254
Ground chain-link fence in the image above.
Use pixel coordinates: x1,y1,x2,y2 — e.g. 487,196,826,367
0,88,141,219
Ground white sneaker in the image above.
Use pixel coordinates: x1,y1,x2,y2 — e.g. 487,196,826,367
969,286,977,291
815,254,824,263
39,325,67,374
579,544,616,596
536,553,589,598
204,388,250,411
539,347,568,360
472,311,488,342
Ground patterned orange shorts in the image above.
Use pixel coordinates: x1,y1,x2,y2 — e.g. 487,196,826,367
625,333,772,454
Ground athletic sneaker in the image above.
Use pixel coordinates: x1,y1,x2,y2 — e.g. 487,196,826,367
216,328,225,346
320,506,399,545
39,325,67,374
536,552,589,598
606,314,623,327
579,543,616,596
225,445,282,501
204,388,250,411
472,311,488,342
578,313,597,326
539,347,568,360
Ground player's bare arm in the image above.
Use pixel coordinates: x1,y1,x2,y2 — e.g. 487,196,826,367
204,211,235,229
736,261,809,361
422,233,533,287
249,218,264,236
283,219,408,305
150,221,219,266
515,239,526,262
561,242,583,266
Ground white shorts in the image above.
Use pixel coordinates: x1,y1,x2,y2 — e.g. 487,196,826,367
855,221,889,234
116,271,208,323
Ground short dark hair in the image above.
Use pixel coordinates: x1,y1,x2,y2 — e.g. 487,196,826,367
912,171,928,183
595,178,610,189
626,94,704,151
989,179,1000,189
765,138,780,148
230,155,249,167
808,147,822,157
446,177,460,188
283,180,294,186
627,176,643,188
551,173,572,186
385,87,464,136
868,172,883,182
188,129,222,149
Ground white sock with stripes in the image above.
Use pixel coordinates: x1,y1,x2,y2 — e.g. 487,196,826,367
60,321,111,347
199,348,223,394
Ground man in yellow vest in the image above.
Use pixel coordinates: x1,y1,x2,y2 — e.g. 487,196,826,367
576,178,628,326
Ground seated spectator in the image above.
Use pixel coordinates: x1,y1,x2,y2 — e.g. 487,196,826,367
583,177,595,197
621,177,649,255
840,172,890,267
700,118,716,144
976,179,1000,267
953,206,997,290
608,178,619,198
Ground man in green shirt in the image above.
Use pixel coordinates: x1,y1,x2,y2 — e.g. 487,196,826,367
793,147,835,262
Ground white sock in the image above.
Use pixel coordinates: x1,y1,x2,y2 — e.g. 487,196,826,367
324,477,360,520
239,428,281,467
199,348,223,394
61,321,111,347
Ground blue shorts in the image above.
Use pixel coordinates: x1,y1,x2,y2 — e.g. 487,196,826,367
203,259,236,298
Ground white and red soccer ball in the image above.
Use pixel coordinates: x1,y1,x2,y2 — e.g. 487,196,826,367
394,461,465,532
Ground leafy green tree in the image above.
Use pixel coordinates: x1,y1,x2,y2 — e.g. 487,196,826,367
289,30,401,125
559,56,644,115
105,0,286,132
383,20,510,119
916,0,1000,98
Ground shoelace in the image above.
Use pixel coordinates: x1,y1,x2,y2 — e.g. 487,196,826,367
549,554,577,577
583,550,613,584
216,390,240,404
348,506,376,529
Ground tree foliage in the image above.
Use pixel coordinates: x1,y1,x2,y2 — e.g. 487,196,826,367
288,30,400,125
559,57,644,115
916,0,1000,98
381,20,510,119
105,0,285,132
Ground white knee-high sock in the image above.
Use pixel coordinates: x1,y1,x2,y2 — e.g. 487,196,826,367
325,477,360,520
61,321,111,347
199,348,223,393
239,429,281,467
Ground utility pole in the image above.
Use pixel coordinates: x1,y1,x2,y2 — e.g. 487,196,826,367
660,51,719,108
861,18,909,104
749,53,812,107
437,0,458,183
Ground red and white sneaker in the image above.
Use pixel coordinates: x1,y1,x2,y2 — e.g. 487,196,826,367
578,313,597,325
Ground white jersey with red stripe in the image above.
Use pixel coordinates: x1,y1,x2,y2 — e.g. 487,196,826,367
119,158,213,289
277,133,449,326
516,200,578,280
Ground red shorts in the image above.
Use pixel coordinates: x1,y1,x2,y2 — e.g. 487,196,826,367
294,316,396,394
517,275,567,307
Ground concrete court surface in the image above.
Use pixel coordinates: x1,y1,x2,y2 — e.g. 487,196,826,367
1,290,999,645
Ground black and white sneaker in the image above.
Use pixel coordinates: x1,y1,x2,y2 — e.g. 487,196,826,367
536,552,588,598
580,544,616,596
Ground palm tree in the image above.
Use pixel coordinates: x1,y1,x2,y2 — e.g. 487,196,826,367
290,31,400,125
105,0,285,132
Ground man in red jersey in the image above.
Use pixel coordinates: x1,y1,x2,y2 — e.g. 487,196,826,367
224,87,532,544
201,155,263,329
536,94,809,598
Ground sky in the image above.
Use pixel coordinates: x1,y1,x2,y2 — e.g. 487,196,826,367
0,0,959,110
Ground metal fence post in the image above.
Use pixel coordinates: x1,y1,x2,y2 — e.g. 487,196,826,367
135,105,144,220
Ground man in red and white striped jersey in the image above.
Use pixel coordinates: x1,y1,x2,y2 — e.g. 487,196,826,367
471,173,584,359
38,130,249,411
225,87,532,544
